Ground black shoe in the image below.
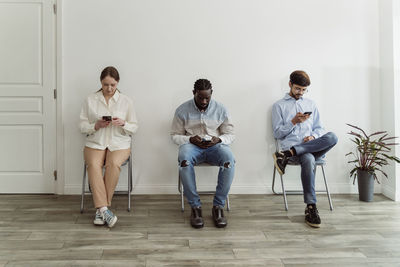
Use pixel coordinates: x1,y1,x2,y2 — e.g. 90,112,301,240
305,204,321,228
212,206,227,228
273,151,288,175
190,207,204,229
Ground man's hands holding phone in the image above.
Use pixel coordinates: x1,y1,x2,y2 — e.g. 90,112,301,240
95,116,125,130
190,135,221,148
291,112,311,125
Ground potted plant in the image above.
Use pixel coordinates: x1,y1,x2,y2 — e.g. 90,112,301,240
346,123,400,201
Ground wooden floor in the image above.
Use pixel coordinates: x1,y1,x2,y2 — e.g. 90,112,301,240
1,194,400,266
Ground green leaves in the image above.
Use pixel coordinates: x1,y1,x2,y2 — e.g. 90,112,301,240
346,123,400,183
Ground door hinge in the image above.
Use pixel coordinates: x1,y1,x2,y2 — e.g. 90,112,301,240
53,170,57,181
53,3,57,14
54,89,57,99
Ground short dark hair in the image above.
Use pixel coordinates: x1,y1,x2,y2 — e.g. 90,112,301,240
194,79,212,91
100,66,120,82
290,70,310,87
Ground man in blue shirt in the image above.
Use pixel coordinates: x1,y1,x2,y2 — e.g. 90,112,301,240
272,70,338,228
171,79,235,229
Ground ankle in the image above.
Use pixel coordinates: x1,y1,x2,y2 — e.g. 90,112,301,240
99,206,108,213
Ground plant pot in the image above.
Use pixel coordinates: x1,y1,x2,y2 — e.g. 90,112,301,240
357,169,374,202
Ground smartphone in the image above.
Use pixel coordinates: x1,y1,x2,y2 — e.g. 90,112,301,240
102,116,112,121
202,135,212,143
303,112,312,115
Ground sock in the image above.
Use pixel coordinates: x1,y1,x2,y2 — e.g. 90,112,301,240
307,203,316,208
289,147,297,156
99,206,108,213
283,150,293,157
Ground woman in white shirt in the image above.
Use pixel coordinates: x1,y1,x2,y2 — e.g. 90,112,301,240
80,66,138,227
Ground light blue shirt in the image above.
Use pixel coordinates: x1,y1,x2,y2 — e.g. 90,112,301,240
272,93,325,151
171,99,235,146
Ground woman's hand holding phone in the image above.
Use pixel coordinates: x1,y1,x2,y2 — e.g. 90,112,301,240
95,118,111,130
111,117,125,127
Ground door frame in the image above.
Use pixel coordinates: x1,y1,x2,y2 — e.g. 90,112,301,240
55,0,64,194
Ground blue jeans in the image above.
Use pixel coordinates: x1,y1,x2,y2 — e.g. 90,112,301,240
290,132,338,204
178,143,235,208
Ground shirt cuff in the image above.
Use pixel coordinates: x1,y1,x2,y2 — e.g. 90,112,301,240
181,136,191,145
87,123,96,135
219,135,227,144
122,123,130,134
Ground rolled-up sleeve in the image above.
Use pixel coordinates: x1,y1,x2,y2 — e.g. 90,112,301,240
79,99,96,135
171,111,190,146
122,98,139,136
218,112,235,145
272,103,295,139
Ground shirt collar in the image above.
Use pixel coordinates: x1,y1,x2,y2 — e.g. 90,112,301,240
95,90,120,103
192,98,213,113
112,90,120,102
284,93,303,101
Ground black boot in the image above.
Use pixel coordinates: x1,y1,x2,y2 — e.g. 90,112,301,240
190,207,204,229
212,206,227,228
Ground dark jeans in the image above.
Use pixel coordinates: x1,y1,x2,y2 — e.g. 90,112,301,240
290,132,338,204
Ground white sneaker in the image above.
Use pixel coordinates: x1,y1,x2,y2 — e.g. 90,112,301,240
93,209,105,226
102,209,117,228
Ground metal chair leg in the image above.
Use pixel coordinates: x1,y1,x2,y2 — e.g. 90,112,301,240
272,166,277,194
280,174,288,211
81,163,86,213
177,165,233,212
321,165,333,211
179,174,184,212
128,156,132,212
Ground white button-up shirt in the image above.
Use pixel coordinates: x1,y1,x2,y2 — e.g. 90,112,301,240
79,90,139,151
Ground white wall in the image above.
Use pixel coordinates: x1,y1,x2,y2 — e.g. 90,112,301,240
380,0,400,200
61,0,382,195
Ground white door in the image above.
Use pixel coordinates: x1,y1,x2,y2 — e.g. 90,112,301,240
0,0,56,192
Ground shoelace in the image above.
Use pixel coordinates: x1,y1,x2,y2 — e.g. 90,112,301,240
95,210,102,218
103,210,114,222
307,206,319,215
193,208,202,218
215,208,224,219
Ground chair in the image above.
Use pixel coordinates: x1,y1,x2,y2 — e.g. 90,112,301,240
178,163,230,212
271,140,333,211
80,153,133,213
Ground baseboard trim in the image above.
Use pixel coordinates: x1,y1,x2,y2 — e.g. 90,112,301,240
64,182,362,195
382,184,397,200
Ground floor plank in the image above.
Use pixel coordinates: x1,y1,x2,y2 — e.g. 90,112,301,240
0,194,399,266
